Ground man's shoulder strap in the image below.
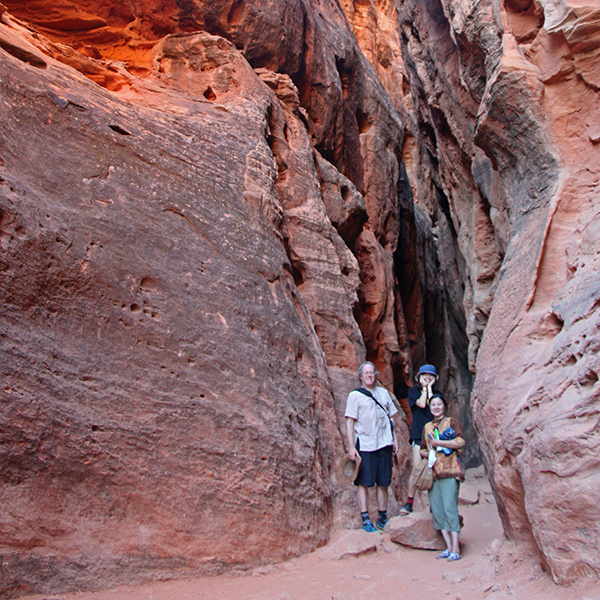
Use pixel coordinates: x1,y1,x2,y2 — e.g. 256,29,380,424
355,387,388,414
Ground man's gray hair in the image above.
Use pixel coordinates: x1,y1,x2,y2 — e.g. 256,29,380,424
357,361,379,382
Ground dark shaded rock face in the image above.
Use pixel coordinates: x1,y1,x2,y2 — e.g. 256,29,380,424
0,0,598,595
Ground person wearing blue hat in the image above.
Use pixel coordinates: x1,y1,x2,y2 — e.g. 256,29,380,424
400,364,444,515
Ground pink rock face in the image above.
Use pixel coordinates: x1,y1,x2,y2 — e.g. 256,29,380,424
473,15,600,580
389,0,600,585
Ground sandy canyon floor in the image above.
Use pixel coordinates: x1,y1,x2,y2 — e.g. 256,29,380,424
22,474,598,600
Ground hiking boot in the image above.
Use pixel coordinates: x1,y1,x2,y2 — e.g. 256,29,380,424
375,516,388,531
361,520,378,533
399,502,413,515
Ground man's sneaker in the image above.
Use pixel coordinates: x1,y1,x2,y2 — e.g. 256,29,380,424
399,502,413,515
375,517,388,531
436,549,451,559
361,520,378,533
447,552,462,561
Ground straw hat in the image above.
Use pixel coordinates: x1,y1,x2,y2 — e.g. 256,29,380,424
338,453,362,485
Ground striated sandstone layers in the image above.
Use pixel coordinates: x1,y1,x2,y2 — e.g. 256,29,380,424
387,0,600,585
0,0,473,597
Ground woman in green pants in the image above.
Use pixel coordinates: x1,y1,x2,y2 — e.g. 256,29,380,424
420,395,465,561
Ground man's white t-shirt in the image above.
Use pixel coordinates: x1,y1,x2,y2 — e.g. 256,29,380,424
345,386,397,452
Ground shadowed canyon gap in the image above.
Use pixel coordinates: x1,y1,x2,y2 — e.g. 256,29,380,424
0,0,598,596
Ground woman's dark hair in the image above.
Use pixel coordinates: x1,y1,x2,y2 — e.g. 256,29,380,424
430,392,448,411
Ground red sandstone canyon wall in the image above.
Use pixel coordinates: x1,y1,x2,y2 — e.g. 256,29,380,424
0,0,598,595
0,0,450,596
390,0,600,585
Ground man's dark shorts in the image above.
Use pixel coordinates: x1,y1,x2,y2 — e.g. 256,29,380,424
354,444,393,488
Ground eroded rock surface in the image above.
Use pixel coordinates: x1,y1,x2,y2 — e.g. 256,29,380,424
0,1,424,596
389,0,600,585
1,0,598,595
0,25,344,595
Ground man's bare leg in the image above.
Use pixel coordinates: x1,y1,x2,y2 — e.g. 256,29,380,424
357,485,369,513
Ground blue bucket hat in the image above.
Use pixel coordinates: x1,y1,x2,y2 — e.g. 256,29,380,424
418,364,438,377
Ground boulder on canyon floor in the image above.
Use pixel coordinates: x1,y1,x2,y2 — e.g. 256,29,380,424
387,513,446,551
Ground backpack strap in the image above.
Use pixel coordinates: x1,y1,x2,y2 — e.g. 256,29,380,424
355,387,388,414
